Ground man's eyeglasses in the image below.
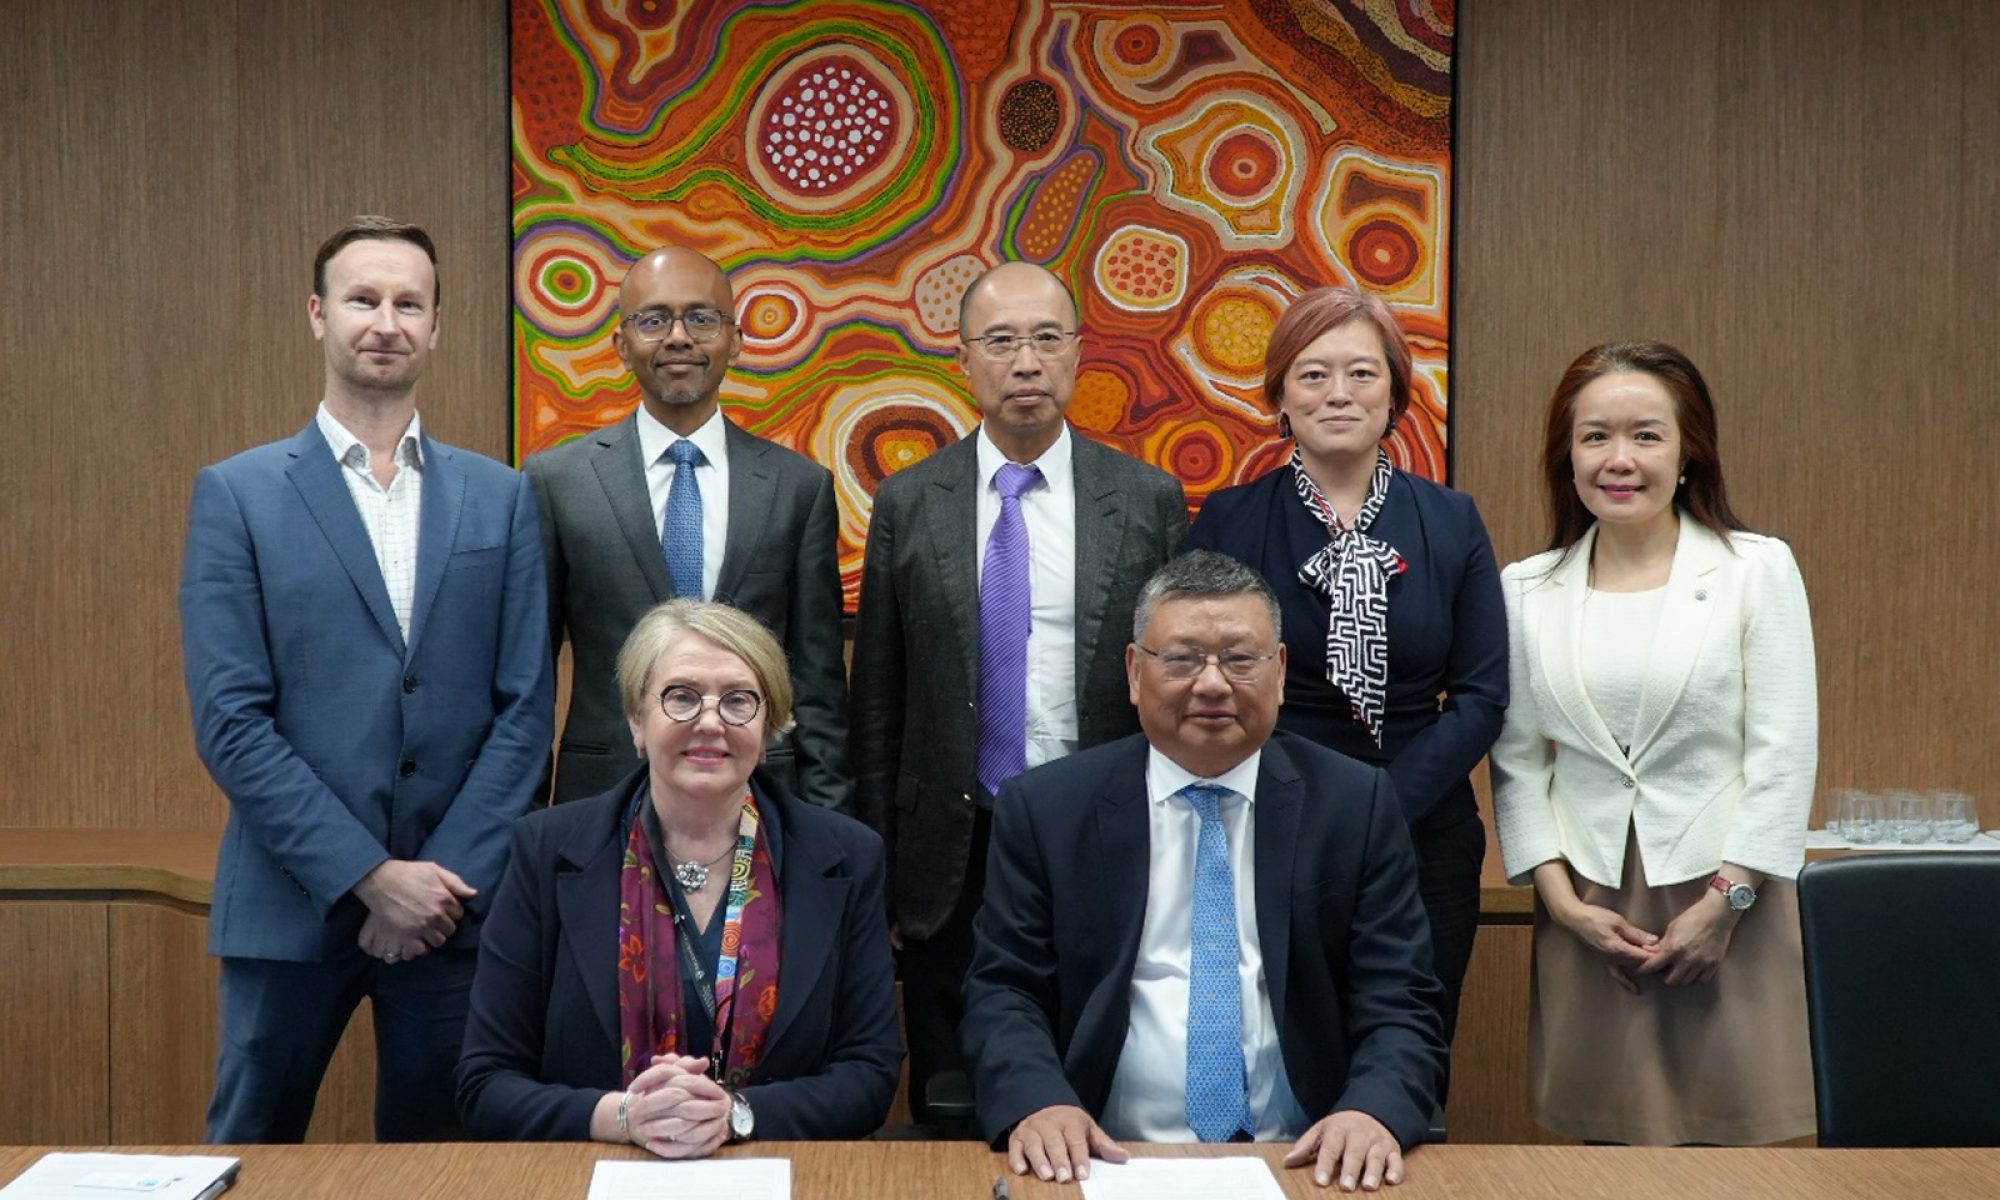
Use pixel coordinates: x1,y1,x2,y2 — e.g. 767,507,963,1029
623,307,733,344
657,685,764,726
963,329,1082,361
1135,644,1279,682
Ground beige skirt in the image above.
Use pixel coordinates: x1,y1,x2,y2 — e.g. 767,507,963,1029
1528,830,1816,1145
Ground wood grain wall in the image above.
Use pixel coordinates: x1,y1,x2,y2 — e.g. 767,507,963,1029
0,0,511,828
1455,0,2000,824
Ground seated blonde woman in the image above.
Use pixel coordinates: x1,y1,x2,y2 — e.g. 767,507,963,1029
457,599,902,1154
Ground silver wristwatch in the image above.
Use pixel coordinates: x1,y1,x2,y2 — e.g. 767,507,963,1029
1709,873,1757,912
726,1088,755,1143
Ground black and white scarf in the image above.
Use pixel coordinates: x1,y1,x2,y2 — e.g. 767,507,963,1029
1292,448,1406,746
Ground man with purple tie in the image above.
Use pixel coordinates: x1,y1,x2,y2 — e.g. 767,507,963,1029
849,262,1186,1126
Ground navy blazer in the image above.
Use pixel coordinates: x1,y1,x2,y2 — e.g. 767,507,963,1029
961,731,1448,1150
1185,466,1506,831
180,422,554,960
455,768,904,1142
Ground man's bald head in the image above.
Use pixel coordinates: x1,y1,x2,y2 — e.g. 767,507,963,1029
957,261,1078,335
612,246,743,434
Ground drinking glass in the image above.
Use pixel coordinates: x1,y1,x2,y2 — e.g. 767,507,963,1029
1932,791,1978,844
1842,790,1885,845
1886,789,1934,844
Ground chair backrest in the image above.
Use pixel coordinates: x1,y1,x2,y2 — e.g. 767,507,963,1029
1798,853,2000,1147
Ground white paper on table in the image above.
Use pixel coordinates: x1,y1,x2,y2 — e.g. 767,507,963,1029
1077,1157,1286,1200
586,1158,791,1200
0,1153,240,1200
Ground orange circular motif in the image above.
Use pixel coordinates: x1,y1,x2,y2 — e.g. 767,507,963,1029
1192,293,1279,376
1068,368,1130,433
1095,225,1189,312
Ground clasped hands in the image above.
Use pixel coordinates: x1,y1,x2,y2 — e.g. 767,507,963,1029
612,1055,732,1159
1556,890,1741,990
353,858,476,963
1008,1104,1405,1191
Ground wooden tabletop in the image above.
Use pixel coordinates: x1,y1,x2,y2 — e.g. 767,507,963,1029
4,1142,1997,1199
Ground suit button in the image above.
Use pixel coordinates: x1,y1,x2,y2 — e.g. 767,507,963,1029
1620,775,1635,789
400,759,418,778
403,675,419,693
962,792,974,805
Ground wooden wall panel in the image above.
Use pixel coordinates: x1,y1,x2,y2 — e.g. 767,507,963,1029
1455,0,2000,828
0,0,509,829
109,903,216,1143
0,902,110,1142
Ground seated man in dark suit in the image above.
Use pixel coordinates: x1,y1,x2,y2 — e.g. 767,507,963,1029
962,550,1447,1191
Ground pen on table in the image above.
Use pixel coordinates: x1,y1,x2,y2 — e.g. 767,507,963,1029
993,1174,1010,1199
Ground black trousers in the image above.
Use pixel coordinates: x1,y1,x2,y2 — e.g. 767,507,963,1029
898,806,990,1128
1412,809,1486,1089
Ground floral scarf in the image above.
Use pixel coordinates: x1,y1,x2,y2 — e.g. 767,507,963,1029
615,789,782,1088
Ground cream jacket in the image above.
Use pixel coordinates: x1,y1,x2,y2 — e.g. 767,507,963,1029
1491,519,1817,888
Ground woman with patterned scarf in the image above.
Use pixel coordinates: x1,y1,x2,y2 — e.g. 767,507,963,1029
1184,286,1507,1069
457,599,902,1154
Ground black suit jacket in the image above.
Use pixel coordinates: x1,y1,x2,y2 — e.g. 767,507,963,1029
1185,466,1506,833
848,429,1187,939
961,731,1448,1149
454,768,903,1141
524,414,852,810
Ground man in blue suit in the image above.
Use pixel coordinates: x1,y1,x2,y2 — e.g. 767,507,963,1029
179,216,554,1143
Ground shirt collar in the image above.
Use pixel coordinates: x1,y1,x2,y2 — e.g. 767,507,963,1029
316,402,423,471
975,421,1072,497
1145,744,1264,809
635,402,729,469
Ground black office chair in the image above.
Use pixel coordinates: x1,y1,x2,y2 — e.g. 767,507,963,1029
1797,853,2000,1147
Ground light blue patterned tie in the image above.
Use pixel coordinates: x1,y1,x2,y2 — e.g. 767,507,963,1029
662,440,705,599
1183,782,1254,1142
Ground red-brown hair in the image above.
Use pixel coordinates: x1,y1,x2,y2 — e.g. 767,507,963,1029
1262,285,1413,436
1539,341,1749,554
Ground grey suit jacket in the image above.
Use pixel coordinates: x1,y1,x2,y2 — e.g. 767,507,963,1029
524,414,852,811
849,428,1187,940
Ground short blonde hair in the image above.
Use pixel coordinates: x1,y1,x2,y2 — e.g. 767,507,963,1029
615,600,796,735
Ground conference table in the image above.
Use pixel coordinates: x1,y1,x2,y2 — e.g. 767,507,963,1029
4,1142,1997,1199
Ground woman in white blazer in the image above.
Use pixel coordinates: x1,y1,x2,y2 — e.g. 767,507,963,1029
1491,341,1817,1145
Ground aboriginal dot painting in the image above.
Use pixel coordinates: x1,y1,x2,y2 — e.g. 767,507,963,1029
512,0,1454,607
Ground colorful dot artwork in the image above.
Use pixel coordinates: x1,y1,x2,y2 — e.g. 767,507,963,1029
511,0,1455,608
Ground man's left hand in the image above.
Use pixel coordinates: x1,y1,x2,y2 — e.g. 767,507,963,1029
1283,1110,1405,1191
357,910,428,963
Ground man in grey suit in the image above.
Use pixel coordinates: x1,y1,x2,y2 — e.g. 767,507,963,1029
850,261,1187,1123
524,247,850,810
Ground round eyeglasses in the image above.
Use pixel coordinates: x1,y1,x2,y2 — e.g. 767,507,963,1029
962,329,1082,361
657,685,764,725
1135,644,1279,682
623,307,733,344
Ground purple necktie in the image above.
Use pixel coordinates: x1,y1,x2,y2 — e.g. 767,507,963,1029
976,463,1041,799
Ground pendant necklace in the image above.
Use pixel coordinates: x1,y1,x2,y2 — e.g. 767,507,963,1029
669,841,734,892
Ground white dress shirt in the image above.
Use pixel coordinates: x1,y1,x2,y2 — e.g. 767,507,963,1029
1100,747,1312,1142
635,403,731,601
974,424,1078,769
316,403,423,641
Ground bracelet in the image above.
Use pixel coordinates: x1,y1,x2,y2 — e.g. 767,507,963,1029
615,1090,634,1143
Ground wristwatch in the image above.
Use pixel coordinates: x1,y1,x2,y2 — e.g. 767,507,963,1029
1709,873,1757,912
726,1088,755,1143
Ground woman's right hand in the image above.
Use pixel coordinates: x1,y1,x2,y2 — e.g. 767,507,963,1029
1531,861,1659,987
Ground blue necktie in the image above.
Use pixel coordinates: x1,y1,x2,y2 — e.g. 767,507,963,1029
1183,782,1254,1142
662,440,705,599
975,463,1040,800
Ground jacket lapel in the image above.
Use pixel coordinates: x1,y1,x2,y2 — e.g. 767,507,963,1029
761,811,846,1069
714,420,771,604
1093,741,1153,998
925,437,983,691
555,804,629,1054
1070,435,1127,696
1534,526,1633,765
284,423,404,656
592,415,676,601
403,435,462,660
1626,520,1728,758
1251,743,1302,1035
